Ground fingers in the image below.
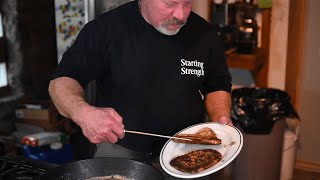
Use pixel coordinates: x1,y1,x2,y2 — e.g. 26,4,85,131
104,128,124,143
114,125,125,139
91,136,106,144
87,129,122,144
84,108,124,144
108,108,123,124
93,108,123,142
219,116,233,126
108,109,125,139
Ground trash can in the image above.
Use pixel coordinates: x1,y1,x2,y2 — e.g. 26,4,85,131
230,87,300,180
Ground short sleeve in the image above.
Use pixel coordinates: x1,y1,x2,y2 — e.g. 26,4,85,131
51,20,106,89
201,29,232,94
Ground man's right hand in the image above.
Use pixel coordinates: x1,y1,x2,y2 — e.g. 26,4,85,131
49,77,124,144
75,106,125,144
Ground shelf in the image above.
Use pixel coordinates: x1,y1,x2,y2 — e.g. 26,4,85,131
226,48,265,72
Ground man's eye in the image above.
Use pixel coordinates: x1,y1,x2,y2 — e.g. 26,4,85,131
166,2,177,7
185,0,192,5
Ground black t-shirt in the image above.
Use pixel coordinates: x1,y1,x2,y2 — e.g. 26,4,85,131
52,1,232,154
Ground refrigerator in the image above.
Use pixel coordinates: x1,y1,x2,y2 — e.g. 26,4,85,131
54,0,132,105
54,0,133,63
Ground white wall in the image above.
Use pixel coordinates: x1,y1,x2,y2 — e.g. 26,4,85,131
192,0,211,22
267,0,289,90
297,0,320,164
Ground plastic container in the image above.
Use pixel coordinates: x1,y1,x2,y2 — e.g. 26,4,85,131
21,132,63,147
22,143,73,164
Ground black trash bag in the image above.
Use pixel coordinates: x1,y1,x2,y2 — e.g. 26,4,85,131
231,87,299,134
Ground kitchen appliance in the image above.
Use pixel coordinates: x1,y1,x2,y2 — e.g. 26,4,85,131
212,1,239,50
237,0,258,53
0,154,58,180
212,0,259,53
39,157,164,180
0,155,164,180
54,0,133,64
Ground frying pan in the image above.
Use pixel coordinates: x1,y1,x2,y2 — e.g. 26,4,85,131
39,157,164,180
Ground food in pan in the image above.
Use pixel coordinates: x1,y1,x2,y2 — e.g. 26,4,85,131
173,127,221,145
170,149,222,173
86,175,133,180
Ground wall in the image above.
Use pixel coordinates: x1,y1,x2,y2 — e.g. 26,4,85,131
192,0,211,22
267,0,289,90
17,0,57,100
297,0,320,164
0,0,23,97
1,0,57,100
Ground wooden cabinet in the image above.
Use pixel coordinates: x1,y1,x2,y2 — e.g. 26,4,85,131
16,0,57,99
226,47,264,71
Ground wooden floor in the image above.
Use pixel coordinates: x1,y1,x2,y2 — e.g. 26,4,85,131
209,166,320,180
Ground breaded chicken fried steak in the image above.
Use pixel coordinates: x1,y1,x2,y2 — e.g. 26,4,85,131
170,149,222,173
173,127,221,145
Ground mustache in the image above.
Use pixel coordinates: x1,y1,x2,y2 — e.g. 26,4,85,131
164,18,186,26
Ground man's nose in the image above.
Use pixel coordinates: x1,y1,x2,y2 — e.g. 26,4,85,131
172,4,187,21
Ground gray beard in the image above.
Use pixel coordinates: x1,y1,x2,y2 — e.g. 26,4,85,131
155,24,184,36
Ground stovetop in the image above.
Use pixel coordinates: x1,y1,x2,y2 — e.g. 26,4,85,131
0,154,58,180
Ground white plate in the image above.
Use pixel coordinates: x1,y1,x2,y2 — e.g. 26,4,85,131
159,122,243,179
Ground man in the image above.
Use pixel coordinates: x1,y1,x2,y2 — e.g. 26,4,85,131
49,0,232,178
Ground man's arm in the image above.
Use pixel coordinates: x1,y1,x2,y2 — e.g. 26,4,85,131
205,90,233,125
48,77,87,120
48,77,124,143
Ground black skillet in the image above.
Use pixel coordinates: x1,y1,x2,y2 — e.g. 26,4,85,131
39,157,164,180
